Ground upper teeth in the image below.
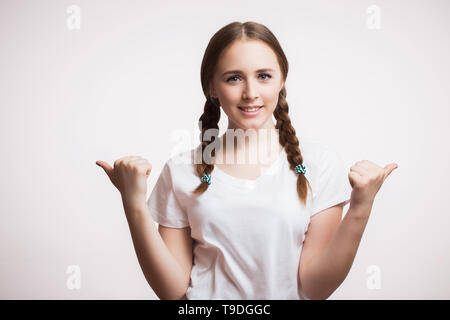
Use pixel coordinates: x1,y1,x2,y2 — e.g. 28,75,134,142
241,107,260,111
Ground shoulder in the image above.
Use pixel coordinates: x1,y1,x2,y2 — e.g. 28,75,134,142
299,137,335,170
166,146,201,172
298,138,346,193
162,147,201,188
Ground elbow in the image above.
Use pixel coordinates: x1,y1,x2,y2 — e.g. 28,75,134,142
148,268,190,300
301,283,332,300
300,272,333,300
170,285,189,300
156,288,187,300
158,293,185,300
304,290,331,300
299,260,347,300
155,279,190,300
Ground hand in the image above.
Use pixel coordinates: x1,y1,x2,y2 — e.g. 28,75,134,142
96,156,152,205
348,160,398,208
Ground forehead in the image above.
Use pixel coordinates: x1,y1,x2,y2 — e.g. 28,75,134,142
216,40,279,73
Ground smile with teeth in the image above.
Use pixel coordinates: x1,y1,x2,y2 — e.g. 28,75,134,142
239,106,262,112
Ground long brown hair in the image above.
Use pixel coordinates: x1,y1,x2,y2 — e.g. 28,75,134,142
191,21,311,206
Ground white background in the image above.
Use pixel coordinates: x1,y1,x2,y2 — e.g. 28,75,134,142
0,0,449,299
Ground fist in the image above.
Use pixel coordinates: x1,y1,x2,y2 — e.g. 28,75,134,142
348,160,398,208
96,156,152,205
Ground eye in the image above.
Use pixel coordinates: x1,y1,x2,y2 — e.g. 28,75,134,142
259,73,272,81
226,73,272,83
226,75,240,82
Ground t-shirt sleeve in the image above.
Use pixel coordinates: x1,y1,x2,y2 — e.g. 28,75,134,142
146,160,190,228
310,148,352,217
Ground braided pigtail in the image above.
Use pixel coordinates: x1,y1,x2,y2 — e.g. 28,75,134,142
274,87,312,206
193,21,310,202
191,97,221,195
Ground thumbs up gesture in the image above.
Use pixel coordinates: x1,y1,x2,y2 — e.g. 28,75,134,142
96,156,152,206
348,160,398,209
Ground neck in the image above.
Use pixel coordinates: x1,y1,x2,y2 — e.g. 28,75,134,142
219,121,282,165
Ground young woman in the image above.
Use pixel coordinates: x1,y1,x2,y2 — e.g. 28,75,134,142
96,21,398,300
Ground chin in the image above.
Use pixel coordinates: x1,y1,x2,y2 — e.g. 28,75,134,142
238,122,265,132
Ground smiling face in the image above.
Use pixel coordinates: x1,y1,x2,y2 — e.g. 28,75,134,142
210,39,285,132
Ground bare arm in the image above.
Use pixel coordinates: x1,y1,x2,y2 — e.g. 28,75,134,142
123,200,190,300
300,202,372,300
299,157,397,299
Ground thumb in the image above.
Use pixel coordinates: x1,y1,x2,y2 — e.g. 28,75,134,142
383,163,398,180
96,160,114,178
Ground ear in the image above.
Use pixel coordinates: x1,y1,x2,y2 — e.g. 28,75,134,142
209,86,217,99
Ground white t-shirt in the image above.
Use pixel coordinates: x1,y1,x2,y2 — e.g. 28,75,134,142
146,137,352,300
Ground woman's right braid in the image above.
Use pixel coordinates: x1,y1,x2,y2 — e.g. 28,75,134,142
192,98,221,194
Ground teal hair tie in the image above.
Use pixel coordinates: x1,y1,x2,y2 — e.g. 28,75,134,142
295,163,306,175
201,173,211,185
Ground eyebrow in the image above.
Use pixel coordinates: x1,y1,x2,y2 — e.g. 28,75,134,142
222,68,275,76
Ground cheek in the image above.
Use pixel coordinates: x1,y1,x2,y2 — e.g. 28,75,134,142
261,87,280,104
219,86,242,101
263,83,282,96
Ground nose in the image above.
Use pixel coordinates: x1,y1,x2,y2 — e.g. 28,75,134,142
242,78,259,100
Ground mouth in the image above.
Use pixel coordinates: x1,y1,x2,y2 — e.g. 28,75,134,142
238,105,263,115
